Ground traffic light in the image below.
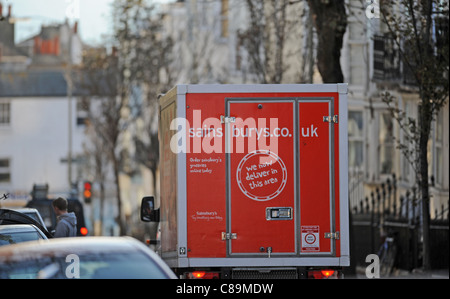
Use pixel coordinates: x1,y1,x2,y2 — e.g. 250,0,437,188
83,181,92,203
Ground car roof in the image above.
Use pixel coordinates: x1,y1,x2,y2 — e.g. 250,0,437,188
10,208,39,213
0,236,150,261
0,236,177,279
0,224,41,234
9,208,47,223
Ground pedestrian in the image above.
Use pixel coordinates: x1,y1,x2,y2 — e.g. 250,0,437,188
52,197,77,237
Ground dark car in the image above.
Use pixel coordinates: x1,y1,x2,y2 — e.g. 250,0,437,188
0,236,177,279
26,198,88,236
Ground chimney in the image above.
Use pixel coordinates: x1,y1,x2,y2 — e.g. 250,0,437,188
73,21,78,34
1,3,3,17
7,4,11,18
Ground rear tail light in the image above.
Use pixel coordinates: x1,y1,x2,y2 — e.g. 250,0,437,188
80,227,88,236
192,271,206,279
321,270,335,278
308,269,338,279
187,271,220,279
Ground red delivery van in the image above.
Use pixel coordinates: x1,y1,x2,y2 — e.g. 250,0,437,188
141,84,350,279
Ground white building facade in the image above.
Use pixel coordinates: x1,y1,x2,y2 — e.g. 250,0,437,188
0,91,85,197
1,13,87,199
159,0,448,217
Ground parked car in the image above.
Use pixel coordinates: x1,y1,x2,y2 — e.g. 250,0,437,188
0,236,177,279
26,198,88,236
0,209,53,239
0,224,48,246
10,208,47,231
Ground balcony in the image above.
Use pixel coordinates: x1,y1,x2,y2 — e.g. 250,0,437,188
372,34,416,86
372,16,449,88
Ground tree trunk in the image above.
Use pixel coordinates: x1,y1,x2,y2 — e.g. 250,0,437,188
307,0,347,83
112,155,124,236
151,166,158,200
419,99,432,271
99,180,105,236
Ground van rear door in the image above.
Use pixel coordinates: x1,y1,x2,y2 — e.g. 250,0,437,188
225,97,338,257
226,99,296,256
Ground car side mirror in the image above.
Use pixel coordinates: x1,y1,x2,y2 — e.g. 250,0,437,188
140,196,160,222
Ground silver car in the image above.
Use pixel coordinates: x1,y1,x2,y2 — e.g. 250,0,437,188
0,208,53,239
11,208,47,229
0,236,177,279
0,224,48,246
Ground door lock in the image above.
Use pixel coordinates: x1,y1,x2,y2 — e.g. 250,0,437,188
221,232,237,240
259,246,272,258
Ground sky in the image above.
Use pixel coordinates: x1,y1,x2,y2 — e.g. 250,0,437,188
3,0,170,46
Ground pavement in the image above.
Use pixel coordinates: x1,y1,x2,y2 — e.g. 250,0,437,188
394,268,449,279
351,266,449,279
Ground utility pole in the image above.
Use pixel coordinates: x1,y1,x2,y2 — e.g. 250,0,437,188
65,23,74,187
67,65,73,186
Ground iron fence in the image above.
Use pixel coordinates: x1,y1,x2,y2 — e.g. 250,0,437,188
350,173,449,272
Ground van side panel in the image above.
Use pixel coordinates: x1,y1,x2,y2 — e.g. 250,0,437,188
185,93,227,257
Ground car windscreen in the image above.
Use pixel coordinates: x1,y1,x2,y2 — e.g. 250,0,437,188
0,250,169,279
25,202,55,229
0,231,42,246
22,212,40,223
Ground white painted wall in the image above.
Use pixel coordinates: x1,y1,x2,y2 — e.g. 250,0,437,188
0,96,85,197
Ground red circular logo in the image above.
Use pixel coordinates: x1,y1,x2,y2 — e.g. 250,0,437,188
305,233,316,244
236,150,287,201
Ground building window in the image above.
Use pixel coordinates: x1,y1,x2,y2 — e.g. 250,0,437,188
0,159,11,183
400,101,412,182
76,98,88,127
434,109,444,186
379,111,394,175
0,101,11,126
348,110,364,169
